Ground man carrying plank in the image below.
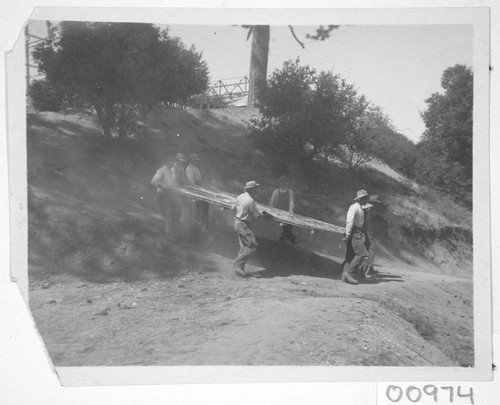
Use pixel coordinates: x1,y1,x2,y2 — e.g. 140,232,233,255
232,181,273,277
342,189,371,284
151,157,179,241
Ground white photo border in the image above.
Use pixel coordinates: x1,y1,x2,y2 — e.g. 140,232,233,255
6,5,492,386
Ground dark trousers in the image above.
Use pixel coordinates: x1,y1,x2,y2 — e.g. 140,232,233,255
279,224,297,244
234,219,258,271
158,191,180,238
194,200,209,228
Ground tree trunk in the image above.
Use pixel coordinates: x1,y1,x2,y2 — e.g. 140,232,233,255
248,25,270,107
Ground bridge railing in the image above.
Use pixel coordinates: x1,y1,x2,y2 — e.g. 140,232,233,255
208,76,249,99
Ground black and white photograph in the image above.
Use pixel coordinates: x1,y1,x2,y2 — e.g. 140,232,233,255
4,5,492,388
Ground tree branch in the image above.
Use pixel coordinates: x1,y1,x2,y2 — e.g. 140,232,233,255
288,25,305,49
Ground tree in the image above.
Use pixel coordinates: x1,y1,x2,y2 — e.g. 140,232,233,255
244,25,339,106
416,64,473,204
333,106,380,172
28,79,63,112
32,21,209,139
247,25,270,107
250,60,368,167
361,105,417,176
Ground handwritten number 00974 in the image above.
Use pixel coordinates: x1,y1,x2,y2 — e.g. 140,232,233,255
385,385,474,404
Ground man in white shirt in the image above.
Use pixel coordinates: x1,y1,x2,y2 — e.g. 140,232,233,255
342,189,371,284
232,181,273,277
186,153,209,231
151,157,179,240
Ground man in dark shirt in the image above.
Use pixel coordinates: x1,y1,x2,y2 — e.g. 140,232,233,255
269,176,296,244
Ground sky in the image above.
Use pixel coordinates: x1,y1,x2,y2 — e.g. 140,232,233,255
28,21,473,142
167,24,473,142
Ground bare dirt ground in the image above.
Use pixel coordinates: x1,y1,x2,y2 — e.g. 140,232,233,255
26,108,474,368
29,250,473,367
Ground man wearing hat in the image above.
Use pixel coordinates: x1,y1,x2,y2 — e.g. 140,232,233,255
342,189,371,284
171,153,188,186
186,153,209,231
269,176,296,244
151,156,178,240
232,181,273,277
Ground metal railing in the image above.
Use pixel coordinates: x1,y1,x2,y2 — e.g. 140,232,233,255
208,76,249,99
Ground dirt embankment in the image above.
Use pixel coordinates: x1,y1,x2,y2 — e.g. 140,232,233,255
27,108,473,367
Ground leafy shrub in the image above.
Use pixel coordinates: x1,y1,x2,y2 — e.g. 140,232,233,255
28,79,63,112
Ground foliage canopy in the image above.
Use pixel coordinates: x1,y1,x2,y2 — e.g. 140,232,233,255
32,21,209,138
416,64,473,205
250,59,414,173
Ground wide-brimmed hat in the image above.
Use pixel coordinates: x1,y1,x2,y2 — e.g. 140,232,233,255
354,189,369,200
244,180,260,190
277,176,289,185
190,153,200,161
369,194,381,203
362,203,374,209
175,153,187,162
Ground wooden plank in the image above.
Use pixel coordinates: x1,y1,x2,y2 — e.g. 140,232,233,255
171,185,345,235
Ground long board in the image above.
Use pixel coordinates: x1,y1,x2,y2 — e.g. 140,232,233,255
171,185,345,235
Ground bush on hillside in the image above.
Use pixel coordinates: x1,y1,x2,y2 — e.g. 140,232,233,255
249,59,369,168
28,79,63,112
413,143,472,208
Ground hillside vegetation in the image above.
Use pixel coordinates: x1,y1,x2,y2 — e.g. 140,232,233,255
27,107,473,367
29,107,472,282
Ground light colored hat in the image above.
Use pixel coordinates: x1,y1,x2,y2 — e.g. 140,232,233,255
190,153,200,161
354,189,369,200
362,203,374,209
369,194,381,203
244,180,260,190
176,153,187,162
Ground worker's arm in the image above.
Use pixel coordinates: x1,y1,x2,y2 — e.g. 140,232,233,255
289,190,295,213
249,200,262,219
151,169,164,189
345,205,356,237
269,189,278,207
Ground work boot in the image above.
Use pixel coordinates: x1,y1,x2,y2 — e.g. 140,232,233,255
342,272,359,285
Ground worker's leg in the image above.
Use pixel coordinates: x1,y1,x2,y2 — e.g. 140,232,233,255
158,193,172,238
282,224,296,244
344,235,368,283
195,201,209,230
170,194,181,239
200,201,209,230
234,221,258,273
193,200,201,224
345,238,355,263
365,245,375,275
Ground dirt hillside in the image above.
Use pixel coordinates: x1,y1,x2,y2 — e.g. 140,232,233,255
27,107,473,367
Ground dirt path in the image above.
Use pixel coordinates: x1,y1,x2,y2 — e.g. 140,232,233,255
29,252,473,367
